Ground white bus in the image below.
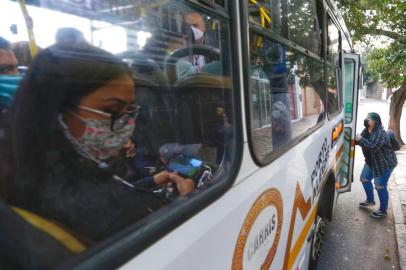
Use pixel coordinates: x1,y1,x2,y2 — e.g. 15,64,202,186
0,0,361,269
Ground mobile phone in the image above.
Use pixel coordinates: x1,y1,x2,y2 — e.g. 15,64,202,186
166,155,203,181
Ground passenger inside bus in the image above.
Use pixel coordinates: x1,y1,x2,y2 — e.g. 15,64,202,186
115,7,230,185
8,41,196,243
184,12,218,70
0,1,236,267
249,36,292,149
55,27,86,47
0,37,18,76
0,37,22,199
11,41,36,75
248,32,325,161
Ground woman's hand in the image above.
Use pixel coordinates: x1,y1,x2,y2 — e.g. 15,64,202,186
153,171,171,186
123,140,136,158
153,171,196,196
355,134,362,142
169,173,196,196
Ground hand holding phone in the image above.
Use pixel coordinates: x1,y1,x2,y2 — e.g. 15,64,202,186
166,155,204,181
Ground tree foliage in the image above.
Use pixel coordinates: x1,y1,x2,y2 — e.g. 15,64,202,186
337,0,406,88
365,46,405,88
337,0,406,44
337,0,406,143
337,0,406,87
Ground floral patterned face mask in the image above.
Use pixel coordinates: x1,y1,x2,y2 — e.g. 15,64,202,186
59,106,138,162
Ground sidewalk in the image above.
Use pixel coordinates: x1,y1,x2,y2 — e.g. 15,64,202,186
389,146,406,269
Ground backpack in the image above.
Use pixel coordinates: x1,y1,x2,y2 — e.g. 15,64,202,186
387,130,401,151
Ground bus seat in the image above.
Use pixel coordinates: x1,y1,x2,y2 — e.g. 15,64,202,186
173,73,233,164
0,201,82,269
125,57,178,173
159,143,201,164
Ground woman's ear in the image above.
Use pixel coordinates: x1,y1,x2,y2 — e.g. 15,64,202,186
62,112,85,139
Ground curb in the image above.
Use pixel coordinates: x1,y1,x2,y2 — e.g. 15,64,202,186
391,188,406,269
391,147,406,270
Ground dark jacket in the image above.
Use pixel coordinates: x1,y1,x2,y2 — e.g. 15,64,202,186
13,131,165,243
360,128,372,166
358,126,397,177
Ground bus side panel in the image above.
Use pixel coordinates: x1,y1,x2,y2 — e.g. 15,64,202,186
120,117,341,270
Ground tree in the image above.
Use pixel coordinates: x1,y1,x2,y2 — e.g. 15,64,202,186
337,0,406,144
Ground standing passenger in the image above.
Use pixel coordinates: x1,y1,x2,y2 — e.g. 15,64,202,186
356,112,397,218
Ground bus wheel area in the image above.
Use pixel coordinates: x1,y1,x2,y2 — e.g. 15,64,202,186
308,173,335,269
308,213,327,270
318,173,337,222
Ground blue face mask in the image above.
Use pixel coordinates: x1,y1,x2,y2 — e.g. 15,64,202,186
0,74,23,108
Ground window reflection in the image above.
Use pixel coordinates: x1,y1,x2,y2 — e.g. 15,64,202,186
327,17,342,117
249,33,325,162
287,0,322,55
0,1,235,267
248,0,284,35
328,17,340,63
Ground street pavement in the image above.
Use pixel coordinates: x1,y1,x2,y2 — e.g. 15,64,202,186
388,146,406,270
317,98,406,270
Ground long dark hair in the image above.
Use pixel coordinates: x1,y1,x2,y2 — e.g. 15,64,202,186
10,42,130,205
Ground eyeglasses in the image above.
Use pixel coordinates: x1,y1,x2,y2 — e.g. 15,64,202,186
77,104,141,131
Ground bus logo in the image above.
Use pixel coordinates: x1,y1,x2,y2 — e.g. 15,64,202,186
232,188,283,270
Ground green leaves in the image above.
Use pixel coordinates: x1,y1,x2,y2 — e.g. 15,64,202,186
366,45,405,88
338,0,406,87
337,0,405,42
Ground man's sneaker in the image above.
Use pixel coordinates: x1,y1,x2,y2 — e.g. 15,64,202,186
359,200,375,208
370,211,387,219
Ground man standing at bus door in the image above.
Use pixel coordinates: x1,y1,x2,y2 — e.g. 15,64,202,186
355,112,398,219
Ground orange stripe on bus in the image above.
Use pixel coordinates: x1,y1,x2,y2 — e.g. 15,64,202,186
287,204,318,270
336,145,344,159
350,149,355,158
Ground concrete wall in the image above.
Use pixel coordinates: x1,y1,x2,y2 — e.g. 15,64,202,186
366,81,384,99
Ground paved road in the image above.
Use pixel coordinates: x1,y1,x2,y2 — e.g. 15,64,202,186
317,98,406,270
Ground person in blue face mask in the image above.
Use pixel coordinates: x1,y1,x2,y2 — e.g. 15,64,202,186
0,37,22,200
0,37,22,109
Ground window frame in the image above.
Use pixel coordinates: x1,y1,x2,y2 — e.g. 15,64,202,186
242,0,327,167
56,1,243,269
326,12,343,120
343,58,356,124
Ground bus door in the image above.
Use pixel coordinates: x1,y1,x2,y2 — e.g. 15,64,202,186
338,53,361,193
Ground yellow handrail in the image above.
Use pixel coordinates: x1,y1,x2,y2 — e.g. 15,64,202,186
249,0,272,47
17,0,38,57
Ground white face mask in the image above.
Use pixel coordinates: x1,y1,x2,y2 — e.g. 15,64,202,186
191,26,204,40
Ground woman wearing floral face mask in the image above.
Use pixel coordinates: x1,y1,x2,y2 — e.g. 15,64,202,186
9,42,195,243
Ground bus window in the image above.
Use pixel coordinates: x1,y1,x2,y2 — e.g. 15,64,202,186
0,0,237,268
249,32,325,163
327,17,340,63
327,63,340,116
287,0,322,56
344,58,356,123
327,16,342,117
